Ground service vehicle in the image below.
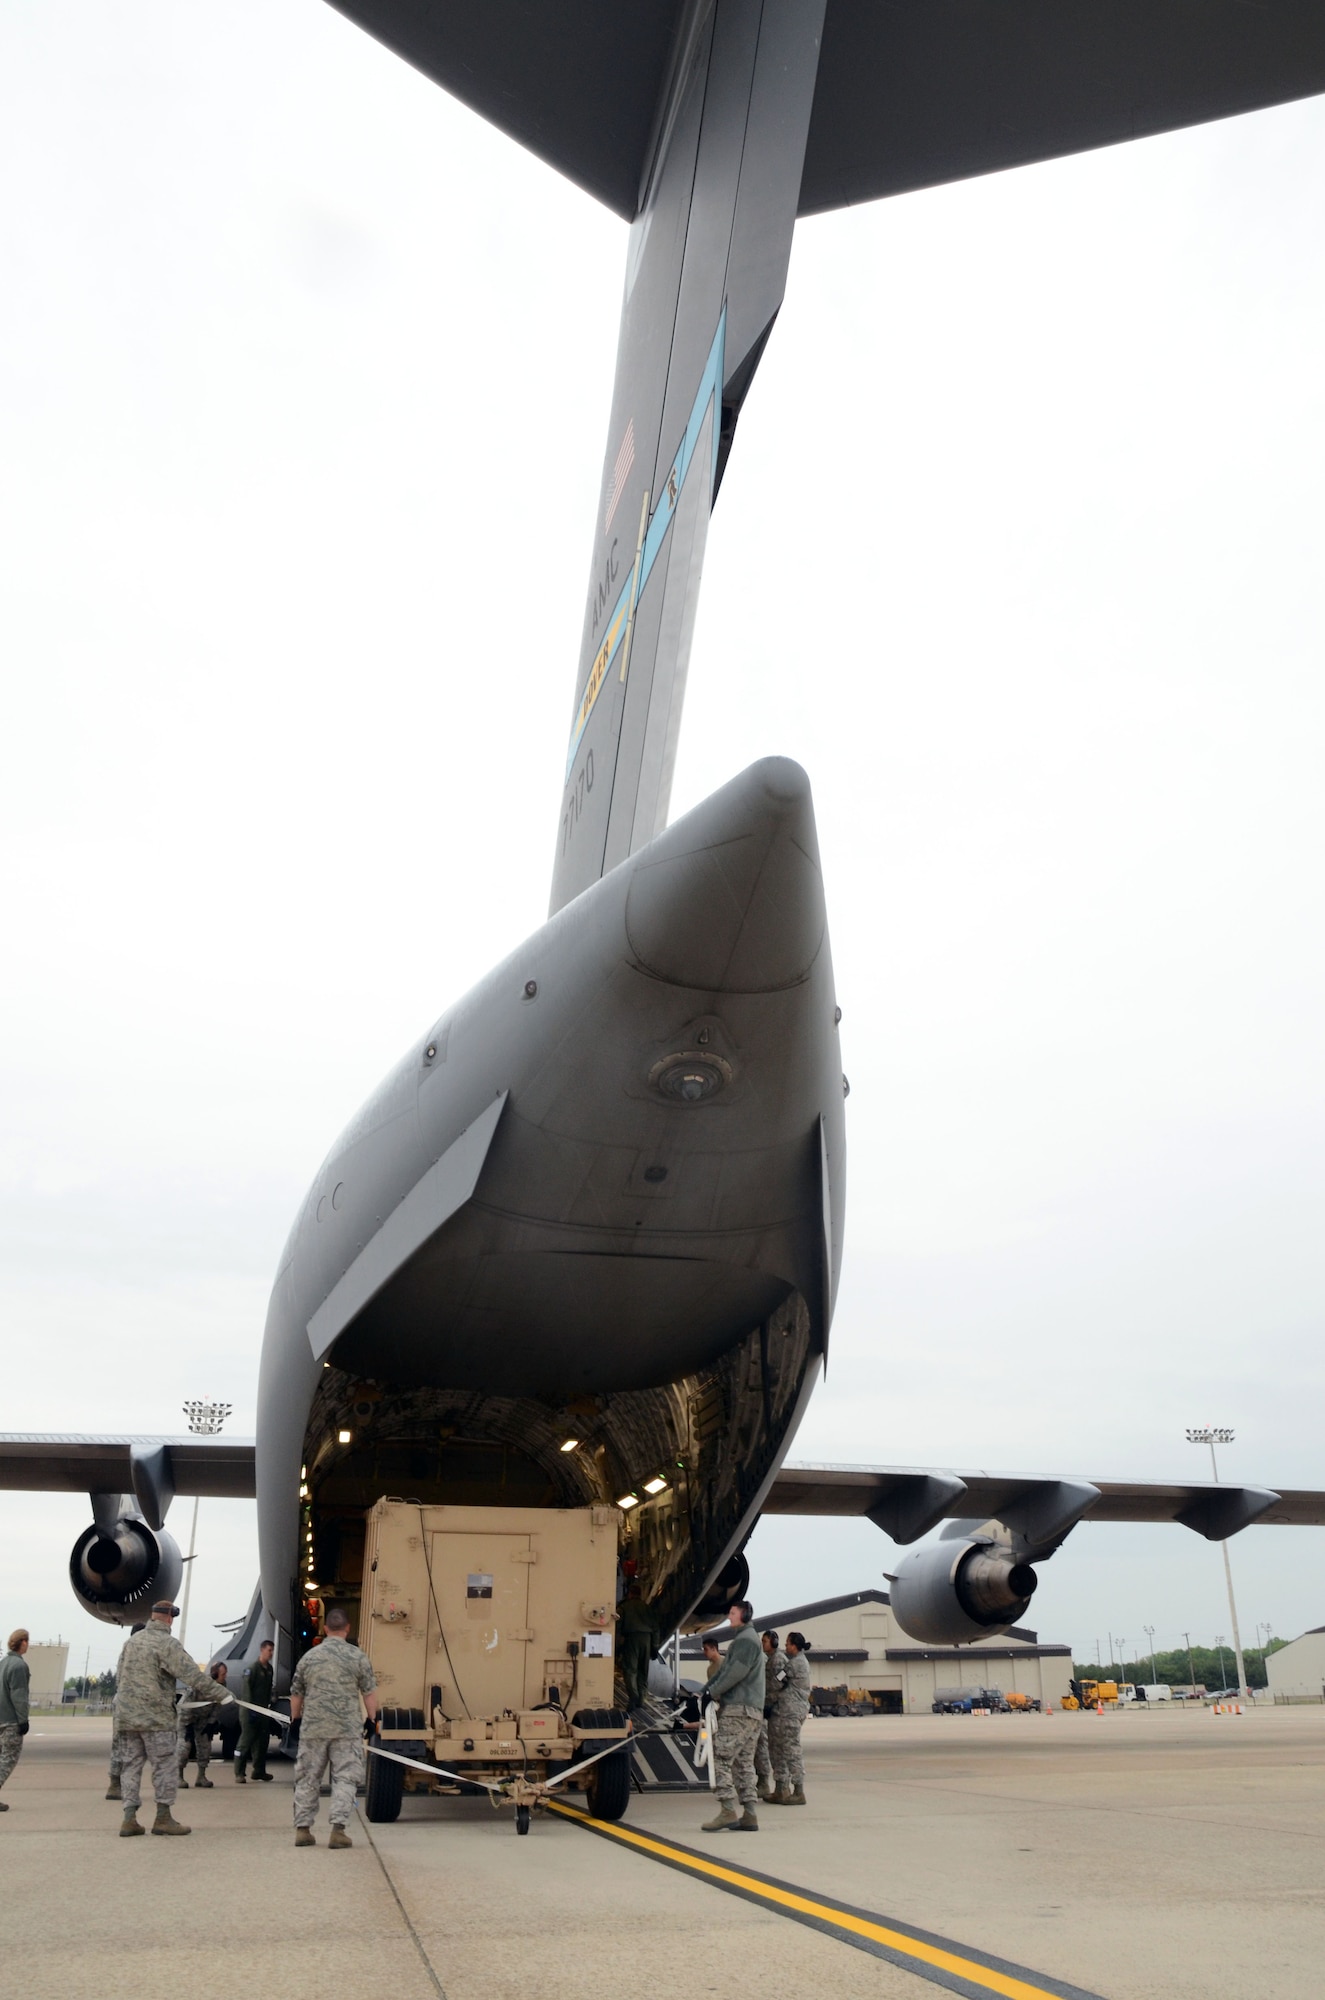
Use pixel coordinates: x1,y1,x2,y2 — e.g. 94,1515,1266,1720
932,1686,1010,1714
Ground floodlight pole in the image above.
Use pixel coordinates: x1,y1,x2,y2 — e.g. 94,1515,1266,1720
1186,1428,1249,1700
1144,1625,1157,1684
178,1400,232,1652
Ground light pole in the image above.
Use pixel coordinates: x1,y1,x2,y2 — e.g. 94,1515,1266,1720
179,1399,232,1650
1215,1633,1228,1691
1186,1427,1249,1700
1144,1625,1157,1684
1182,1630,1197,1696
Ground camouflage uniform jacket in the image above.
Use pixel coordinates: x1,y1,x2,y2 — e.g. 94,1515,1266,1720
290,1637,376,1740
777,1650,812,1711
763,1646,788,1710
114,1623,230,1731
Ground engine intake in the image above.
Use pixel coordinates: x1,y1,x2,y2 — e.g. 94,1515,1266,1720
891,1537,1037,1646
70,1517,183,1626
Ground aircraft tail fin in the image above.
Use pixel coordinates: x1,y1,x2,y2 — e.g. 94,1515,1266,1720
548,0,826,913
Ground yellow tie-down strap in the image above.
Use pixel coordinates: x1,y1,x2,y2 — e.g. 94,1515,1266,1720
542,1802,1108,2000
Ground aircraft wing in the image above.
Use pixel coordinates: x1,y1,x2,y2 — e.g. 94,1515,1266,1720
766,1461,1325,1544
325,1,1325,222
0,1434,256,1500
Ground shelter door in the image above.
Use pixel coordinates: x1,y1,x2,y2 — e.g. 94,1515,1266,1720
427,1532,531,1716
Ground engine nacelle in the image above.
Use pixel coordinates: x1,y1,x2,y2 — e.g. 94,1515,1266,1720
890,1537,1037,1646
686,1550,751,1630
69,1516,183,1627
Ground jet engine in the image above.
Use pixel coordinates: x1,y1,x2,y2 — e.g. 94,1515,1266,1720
69,1515,183,1627
890,1536,1037,1646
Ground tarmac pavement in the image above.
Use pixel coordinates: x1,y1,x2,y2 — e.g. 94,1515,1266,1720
2,1706,1319,2000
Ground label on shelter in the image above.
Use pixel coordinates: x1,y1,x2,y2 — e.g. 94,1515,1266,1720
467,1573,493,1599
582,1631,612,1657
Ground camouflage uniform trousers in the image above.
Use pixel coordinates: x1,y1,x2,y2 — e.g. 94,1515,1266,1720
712,1706,762,1809
754,1718,773,1783
293,1734,364,1828
769,1699,808,1788
109,1728,124,1780
177,1711,214,1781
119,1728,180,1812
0,1721,23,1791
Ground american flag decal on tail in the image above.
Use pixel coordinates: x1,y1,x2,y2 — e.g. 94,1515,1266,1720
603,418,635,531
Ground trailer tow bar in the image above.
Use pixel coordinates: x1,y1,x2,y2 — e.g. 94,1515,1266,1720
183,1691,633,1833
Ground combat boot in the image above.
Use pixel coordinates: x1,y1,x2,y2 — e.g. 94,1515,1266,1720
152,1806,191,1835
193,1775,214,1788
234,1771,247,1784
328,1824,353,1849
105,1776,122,1801
295,1826,316,1847
701,1803,739,1832
758,1778,777,1801
254,1771,274,1781
785,1785,807,1805
119,1810,145,1837
733,1807,760,1832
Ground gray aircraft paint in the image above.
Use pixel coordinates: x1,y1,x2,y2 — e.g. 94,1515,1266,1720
6,3,1325,1664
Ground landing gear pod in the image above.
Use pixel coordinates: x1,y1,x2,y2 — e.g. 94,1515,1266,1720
69,1517,183,1626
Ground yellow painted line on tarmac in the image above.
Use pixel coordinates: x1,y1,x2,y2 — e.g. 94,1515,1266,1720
544,1801,1106,2000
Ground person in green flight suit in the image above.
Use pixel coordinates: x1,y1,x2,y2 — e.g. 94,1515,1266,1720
617,1583,659,1712
234,1639,276,1782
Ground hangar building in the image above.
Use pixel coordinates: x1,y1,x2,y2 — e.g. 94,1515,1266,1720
684,1589,1074,1712
1266,1627,1325,1701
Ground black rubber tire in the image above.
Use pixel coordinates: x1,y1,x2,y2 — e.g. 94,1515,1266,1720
516,1804,531,1835
570,1707,629,1731
364,1745,404,1823
585,1744,632,1822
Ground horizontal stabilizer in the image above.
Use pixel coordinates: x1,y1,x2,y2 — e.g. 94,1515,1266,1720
326,2,1325,222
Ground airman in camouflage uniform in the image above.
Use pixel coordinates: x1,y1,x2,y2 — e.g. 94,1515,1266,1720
0,1630,31,1807
113,1601,231,1836
769,1630,812,1804
754,1629,787,1800
700,1602,765,1833
289,1609,377,1848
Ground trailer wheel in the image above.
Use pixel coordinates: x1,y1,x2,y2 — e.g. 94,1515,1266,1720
585,1744,631,1823
516,1804,531,1836
364,1745,404,1823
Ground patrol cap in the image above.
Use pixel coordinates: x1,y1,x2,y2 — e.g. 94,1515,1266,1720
152,1600,182,1616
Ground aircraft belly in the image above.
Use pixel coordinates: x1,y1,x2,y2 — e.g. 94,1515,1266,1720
331,1248,792,1394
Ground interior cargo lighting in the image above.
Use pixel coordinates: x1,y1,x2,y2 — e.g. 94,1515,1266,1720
560,1437,580,1453
337,1429,352,1444
643,1475,668,1494
617,1493,640,1509
299,1484,308,1498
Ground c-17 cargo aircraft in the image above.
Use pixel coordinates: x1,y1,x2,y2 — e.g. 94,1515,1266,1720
5,3,1325,1683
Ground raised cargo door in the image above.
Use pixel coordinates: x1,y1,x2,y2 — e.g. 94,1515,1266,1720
427,1533,531,1716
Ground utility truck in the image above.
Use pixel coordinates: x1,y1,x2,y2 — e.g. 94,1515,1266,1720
347,1498,633,1831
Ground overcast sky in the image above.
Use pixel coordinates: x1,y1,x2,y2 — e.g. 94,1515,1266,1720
2,3,1322,1677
